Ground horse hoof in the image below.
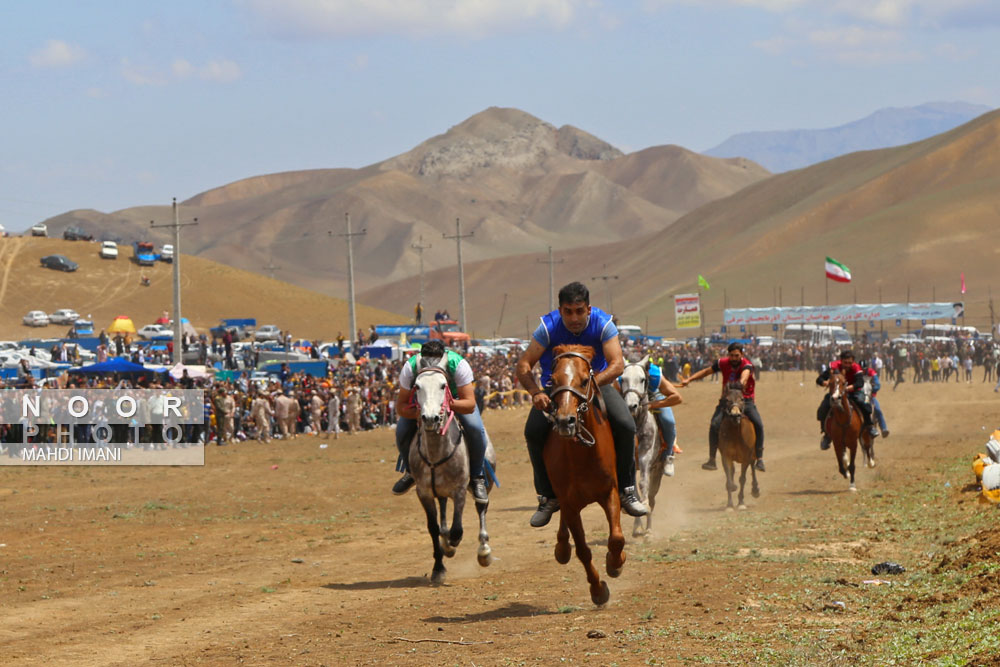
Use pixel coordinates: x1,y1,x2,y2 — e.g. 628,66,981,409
591,581,611,606
751,488,760,498
737,504,748,511
725,506,735,512
606,551,624,578
554,542,571,565
868,460,877,469
477,552,494,567
431,569,446,586
849,485,857,493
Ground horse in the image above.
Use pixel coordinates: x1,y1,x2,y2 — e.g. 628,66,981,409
824,373,875,491
619,358,666,537
717,382,759,510
545,344,625,606
408,361,495,585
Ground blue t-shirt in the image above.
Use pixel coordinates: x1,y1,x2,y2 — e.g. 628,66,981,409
533,306,618,386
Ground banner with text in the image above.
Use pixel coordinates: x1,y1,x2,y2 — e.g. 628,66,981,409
723,302,964,327
675,293,702,329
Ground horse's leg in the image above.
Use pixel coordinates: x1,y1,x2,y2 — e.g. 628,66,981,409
447,487,465,553
737,463,748,510
554,513,571,564
848,438,858,493
750,457,760,499
418,491,446,585
602,491,626,578
475,498,492,567
722,453,736,510
633,430,652,538
645,461,664,535
436,497,456,557
565,509,609,606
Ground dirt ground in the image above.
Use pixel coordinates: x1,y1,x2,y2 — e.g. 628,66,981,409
2,372,999,666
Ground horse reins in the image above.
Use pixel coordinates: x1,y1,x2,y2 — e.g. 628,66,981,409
547,351,604,447
412,366,461,497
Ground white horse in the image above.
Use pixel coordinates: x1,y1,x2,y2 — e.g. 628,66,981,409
619,357,665,537
409,361,495,585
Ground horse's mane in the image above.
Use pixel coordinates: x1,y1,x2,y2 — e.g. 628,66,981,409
553,344,594,360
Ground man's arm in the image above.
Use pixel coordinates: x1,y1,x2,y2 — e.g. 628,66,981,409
516,339,549,411
648,377,683,410
679,363,715,387
452,383,476,415
595,335,624,386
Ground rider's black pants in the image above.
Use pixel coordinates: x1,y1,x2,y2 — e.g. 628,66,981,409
524,384,636,498
708,398,765,461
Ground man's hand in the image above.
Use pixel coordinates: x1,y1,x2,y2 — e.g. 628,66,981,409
678,379,689,388
532,392,551,411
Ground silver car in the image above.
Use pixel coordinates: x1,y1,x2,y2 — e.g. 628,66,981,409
49,308,81,325
23,310,50,327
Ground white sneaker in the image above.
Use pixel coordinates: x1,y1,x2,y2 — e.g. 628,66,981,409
663,455,675,477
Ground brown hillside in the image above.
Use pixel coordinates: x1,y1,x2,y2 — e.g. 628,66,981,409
360,109,1000,339
38,107,768,299
0,237,406,342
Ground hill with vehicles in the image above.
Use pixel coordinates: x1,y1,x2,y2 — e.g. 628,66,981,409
0,237,406,341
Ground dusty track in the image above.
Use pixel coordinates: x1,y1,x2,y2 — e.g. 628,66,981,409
1,373,997,665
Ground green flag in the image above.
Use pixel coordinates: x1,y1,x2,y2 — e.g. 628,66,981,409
698,274,710,290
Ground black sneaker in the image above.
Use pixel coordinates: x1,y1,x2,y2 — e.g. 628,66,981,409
469,476,489,505
754,459,766,472
701,459,717,471
820,435,831,450
619,486,648,517
392,473,415,495
530,496,559,527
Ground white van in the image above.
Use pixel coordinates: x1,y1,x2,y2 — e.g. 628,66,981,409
783,324,818,343
618,324,642,340
810,325,852,347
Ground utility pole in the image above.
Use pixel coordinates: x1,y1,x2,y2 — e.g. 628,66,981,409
330,212,366,352
262,256,282,280
443,218,473,335
537,245,564,312
411,234,432,319
591,266,619,314
150,198,197,365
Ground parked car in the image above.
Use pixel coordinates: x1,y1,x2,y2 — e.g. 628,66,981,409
160,244,174,262
891,333,920,344
30,223,48,237
99,241,118,259
63,226,93,241
137,324,174,340
49,308,81,325
40,254,78,272
23,310,50,327
254,324,282,342
71,319,95,336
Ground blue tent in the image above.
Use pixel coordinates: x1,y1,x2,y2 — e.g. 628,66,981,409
68,358,153,375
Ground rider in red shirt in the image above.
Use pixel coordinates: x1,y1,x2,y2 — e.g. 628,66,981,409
681,342,766,472
816,349,877,449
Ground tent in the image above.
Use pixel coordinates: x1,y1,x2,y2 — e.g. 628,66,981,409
107,315,136,334
68,357,152,375
174,318,197,338
169,363,210,380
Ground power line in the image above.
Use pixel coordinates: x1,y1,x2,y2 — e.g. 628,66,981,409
150,198,198,364
330,212,366,349
537,245,564,312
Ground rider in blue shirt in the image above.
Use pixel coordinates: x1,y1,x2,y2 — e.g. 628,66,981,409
642,361,683,475
515,282,648,527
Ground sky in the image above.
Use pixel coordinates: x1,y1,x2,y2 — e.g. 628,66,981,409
2,0,999,231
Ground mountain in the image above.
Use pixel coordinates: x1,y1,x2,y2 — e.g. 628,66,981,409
0,236,405,341
38,107,769,298
704,102,993,173
361,108,1000,338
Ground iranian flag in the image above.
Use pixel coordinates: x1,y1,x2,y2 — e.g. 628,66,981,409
825,256,851,283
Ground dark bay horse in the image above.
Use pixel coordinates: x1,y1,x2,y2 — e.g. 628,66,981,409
824,373,875,491
718,383,759,510
545,344,625,606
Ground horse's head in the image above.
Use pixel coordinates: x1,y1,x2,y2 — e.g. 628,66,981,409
413,357,450,432
828,371,849,409
549,344,596,439
619,356,650,417
724,382,745,421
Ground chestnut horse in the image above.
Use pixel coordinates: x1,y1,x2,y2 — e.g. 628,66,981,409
545,345,625,606
824,373,875,491
718,382,759,510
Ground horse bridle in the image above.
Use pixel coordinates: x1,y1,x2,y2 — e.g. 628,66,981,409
546,351,603,446
412,365,461,497
620,363,649,403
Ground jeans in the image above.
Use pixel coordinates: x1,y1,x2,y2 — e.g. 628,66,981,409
650,395,676,458
524,384,637,498
709,397,764,460
872,396,887,432
395,405,487,478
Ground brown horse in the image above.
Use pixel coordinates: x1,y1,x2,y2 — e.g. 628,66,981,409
824,373,875,491
718,383,759,510
545,344,625,606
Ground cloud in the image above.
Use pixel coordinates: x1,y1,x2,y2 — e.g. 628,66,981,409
241,0,579,38
29,39,87,68
121,58,167,86
200,60,242,82
125,58,242,85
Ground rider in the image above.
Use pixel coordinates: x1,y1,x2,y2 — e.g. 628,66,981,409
516,281,648,528
623,357,683,476
816,349,877,449
862,360,890,439
391,340,489,505
681,342,766,472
